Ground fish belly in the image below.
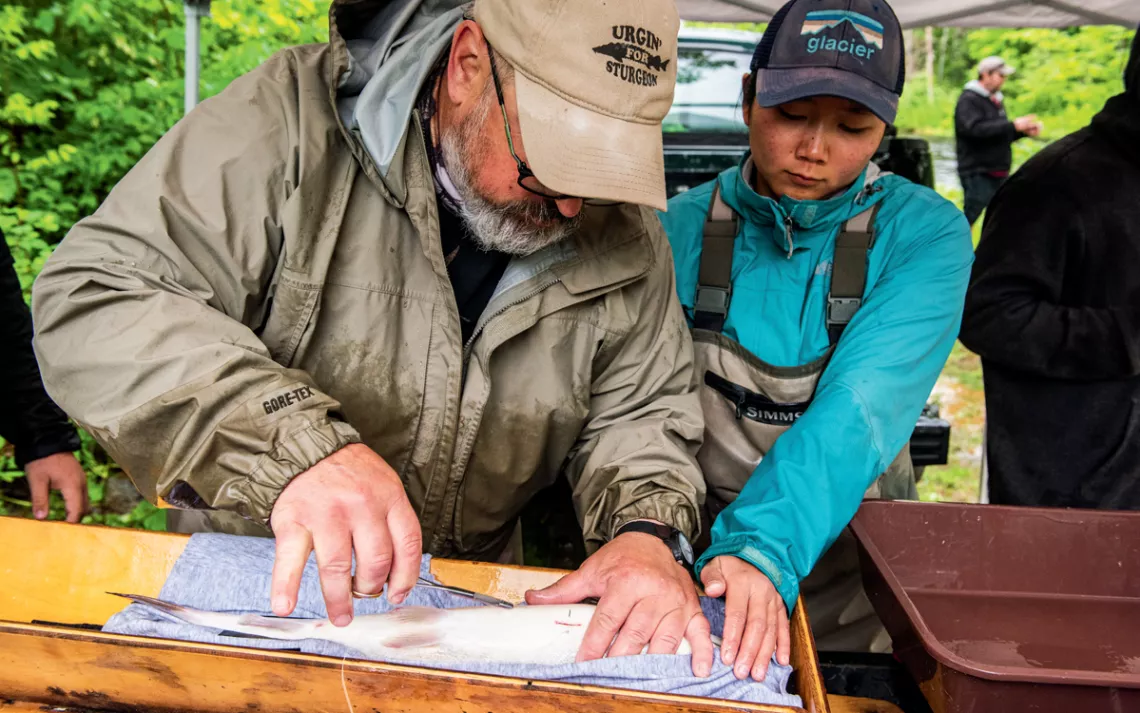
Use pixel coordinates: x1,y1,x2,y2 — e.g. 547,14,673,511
321,605,692,666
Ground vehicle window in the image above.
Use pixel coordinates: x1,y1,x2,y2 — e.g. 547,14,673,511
664,47,751,134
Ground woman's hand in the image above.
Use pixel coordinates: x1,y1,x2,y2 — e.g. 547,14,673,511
700,555,791,681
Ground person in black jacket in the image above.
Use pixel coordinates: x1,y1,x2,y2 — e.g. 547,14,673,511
960,29,1140,510
954,56,1041,225
1,231,87,522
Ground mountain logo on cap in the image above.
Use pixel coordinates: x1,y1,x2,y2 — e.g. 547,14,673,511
593,25,671,88
801,10,884,49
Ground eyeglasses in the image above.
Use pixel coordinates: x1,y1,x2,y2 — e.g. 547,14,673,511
485,42,618,207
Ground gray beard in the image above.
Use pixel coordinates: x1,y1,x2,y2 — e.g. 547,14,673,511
439,91,582,256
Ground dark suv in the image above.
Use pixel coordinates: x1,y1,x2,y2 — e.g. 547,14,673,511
665,28,948,471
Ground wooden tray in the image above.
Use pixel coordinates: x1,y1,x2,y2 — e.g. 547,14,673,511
0,517,841,713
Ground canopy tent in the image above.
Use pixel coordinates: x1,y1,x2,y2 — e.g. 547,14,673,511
676,1,1140,28
180,1,1139,113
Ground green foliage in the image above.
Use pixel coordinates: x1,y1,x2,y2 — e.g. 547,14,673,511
895,79,959,136
0,0,328,290
1,0,328,528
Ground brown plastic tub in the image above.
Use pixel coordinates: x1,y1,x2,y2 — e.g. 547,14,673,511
849,500,1140,713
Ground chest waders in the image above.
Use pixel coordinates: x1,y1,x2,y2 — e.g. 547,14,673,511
691,184,917,653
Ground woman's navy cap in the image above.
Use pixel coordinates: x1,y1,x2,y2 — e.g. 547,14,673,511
750,0,906,124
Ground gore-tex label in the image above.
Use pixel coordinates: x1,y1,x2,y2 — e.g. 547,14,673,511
262,386,314,415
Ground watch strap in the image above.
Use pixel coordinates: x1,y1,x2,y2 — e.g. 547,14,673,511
615,520,673,540
615,520,693,571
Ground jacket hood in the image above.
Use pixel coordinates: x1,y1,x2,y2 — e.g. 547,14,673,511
331,0,467,198
716,153,892,252
1089,28,1140,167
964,79,1002,103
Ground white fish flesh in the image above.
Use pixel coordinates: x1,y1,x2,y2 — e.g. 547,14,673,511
112,593,696,665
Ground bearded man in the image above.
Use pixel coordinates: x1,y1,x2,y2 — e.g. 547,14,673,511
31,0,714,674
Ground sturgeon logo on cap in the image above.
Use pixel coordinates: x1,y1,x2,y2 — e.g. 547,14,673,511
593,25,671,87
800,10,883,57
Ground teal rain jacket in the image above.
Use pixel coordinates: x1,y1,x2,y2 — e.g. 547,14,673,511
660,158,974,611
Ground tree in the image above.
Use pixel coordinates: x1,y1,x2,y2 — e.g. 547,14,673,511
0,0,328,524
0,0,328,293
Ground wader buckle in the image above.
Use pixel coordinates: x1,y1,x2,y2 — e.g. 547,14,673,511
827,296,862,327
695,285,731,318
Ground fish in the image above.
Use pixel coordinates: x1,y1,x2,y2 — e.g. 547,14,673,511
111,593,697,666
591,42,671,72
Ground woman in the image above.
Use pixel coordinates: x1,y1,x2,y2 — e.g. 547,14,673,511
659,0,973,681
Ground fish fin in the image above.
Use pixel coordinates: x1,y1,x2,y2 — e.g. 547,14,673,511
108,592,316,641
384,606,447,625
380,631,442,649
375,607,446,650
109,592,229,628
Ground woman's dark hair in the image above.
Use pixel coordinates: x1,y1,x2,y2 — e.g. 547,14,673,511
743,71,757,109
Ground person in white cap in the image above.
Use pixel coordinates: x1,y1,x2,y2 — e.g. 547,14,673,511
31,0,715,674
954,55,1041,225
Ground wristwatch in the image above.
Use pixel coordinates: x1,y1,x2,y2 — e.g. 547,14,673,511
615,520,695,571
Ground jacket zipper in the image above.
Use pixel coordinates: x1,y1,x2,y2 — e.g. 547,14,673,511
783,214,795,259
462,273,562,365
435,273,562,553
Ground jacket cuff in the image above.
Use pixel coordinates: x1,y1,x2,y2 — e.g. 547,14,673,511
696,535,799,614
607,496,699,544
14,429,82,469
232,419,361,526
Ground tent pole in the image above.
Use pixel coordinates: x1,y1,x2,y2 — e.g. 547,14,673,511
184,0,211,116
925,27,935,104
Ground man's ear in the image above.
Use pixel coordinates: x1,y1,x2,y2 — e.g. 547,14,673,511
446,20,491,109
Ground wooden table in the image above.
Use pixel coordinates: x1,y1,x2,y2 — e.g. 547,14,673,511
0,518,902,713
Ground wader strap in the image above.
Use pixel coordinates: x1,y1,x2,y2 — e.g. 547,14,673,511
693,185,738,332
827,203,881,345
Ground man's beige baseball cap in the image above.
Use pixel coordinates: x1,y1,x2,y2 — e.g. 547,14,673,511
978,56,1015,76
473,0,679,211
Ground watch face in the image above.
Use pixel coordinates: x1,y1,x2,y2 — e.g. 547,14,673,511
675,532,695,566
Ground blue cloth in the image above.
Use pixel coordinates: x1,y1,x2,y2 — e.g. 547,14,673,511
659,158,973,611
103,533,801,707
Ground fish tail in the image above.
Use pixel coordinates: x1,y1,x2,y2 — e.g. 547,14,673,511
109,592,318,641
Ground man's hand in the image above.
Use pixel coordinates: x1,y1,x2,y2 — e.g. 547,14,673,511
524,531,714,677
1014,115,1040,135
269,443,422,626
701,555,790,681
24,452,89,523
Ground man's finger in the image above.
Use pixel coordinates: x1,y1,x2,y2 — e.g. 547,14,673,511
733,598,768,680
525,569,594,606
27,472,49,520
577,593,635,662
608,599,665,657
684,610,715,678
750,597,780,681
720,575,748,666
645,607,688,656
270,525,313,617
350,520,393,598
312,524,355,627
384,497,423,604
699,559,726,598
61,474,86,523
776,604,792,666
